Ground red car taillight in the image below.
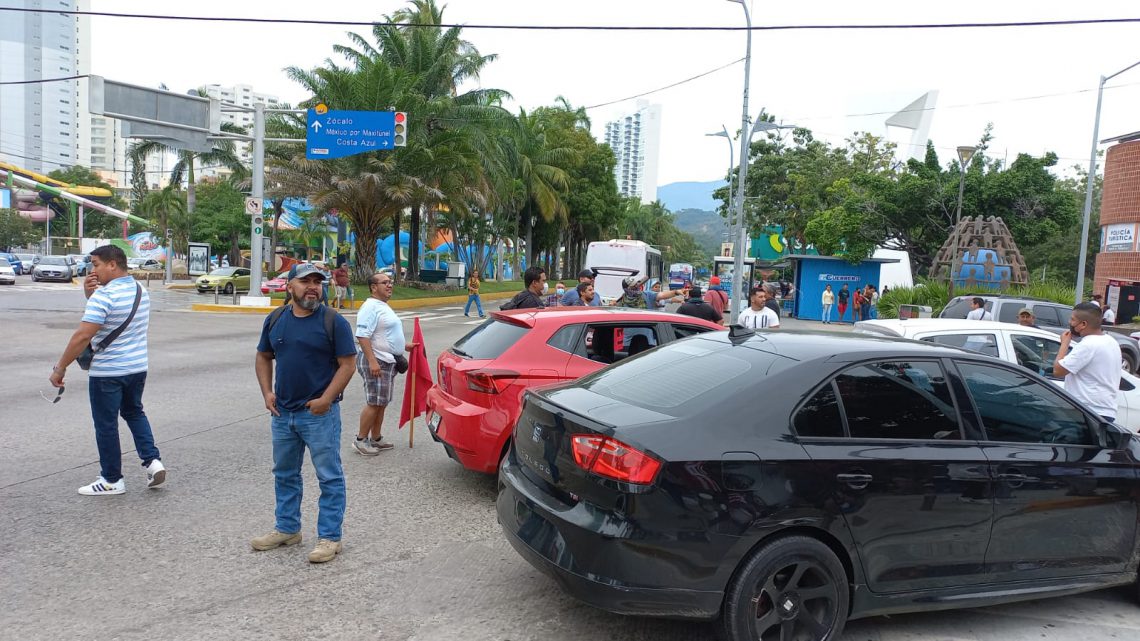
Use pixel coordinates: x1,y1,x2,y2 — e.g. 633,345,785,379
570,434,661,485
465,369,520,394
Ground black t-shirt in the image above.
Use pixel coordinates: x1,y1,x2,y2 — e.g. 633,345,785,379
503,289,545,310
837,289,850,304
765,299,781,317
677,299,722,323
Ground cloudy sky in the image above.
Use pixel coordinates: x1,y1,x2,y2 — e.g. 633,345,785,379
86,0,1140,187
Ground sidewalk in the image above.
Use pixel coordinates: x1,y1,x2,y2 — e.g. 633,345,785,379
189,290,516,314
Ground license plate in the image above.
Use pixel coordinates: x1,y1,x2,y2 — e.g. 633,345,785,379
428,412,442,431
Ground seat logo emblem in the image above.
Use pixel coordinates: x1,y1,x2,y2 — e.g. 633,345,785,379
532,424,542,442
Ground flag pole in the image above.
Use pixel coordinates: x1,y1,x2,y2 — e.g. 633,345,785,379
408,369,416,449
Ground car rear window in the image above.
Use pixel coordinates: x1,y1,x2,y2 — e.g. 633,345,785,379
940,298,974,319
451,319,529,360
579,339,792,415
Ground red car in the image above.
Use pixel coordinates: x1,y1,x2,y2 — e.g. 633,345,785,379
426,308,723,474
260,274,288,294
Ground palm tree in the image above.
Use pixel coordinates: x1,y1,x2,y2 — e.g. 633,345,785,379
128,116,249,216
291,208,331,260
507,107,577,269
138,186,187,254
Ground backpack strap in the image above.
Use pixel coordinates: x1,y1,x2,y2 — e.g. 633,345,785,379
266,303,340,359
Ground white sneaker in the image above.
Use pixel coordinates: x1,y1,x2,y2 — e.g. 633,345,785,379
145,459,166,488
78,476,125,496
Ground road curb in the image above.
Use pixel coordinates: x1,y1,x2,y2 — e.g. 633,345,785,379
190,290,517,314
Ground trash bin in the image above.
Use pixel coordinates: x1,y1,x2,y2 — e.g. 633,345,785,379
898,304,933,320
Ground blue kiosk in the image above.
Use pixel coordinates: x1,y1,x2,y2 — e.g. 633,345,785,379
790,254,900,322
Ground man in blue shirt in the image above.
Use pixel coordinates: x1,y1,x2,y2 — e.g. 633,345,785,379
560,269,601,306
253,264,357,563
50,244,165,496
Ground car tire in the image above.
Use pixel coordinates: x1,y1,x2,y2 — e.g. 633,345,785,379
224,283,234,294
720,536,849,641
32,275,38,282
1124,354,1137,376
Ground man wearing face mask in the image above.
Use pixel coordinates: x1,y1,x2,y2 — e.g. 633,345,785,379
1053,302,1122,423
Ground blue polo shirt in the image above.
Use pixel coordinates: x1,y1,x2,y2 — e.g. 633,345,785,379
257,306,356,412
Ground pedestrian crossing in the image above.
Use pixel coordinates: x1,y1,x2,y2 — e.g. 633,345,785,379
0,283,80,293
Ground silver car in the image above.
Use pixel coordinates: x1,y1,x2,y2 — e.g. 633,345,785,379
13,253,38,275
32,256,75,282
0,258,16,285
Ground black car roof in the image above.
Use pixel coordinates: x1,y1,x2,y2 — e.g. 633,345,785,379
690,328,974,363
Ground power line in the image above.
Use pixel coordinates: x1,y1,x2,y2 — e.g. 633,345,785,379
584,58,744,110
0,148,226,176
2,6,1140,32
0,74,88,86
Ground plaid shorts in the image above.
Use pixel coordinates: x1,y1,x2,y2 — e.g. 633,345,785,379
356,351,396,406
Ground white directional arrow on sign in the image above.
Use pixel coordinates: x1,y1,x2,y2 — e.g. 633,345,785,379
311,120,322,133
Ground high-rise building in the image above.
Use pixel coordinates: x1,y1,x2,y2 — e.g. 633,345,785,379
603,100,662,204
0,0,88,175
202,83,280,171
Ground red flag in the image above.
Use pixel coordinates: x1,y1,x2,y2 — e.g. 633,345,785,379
399,317,434,429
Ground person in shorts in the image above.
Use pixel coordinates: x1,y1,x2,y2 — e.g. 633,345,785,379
352,272,411,455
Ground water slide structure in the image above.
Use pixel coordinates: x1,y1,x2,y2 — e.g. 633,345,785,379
0,161,148,238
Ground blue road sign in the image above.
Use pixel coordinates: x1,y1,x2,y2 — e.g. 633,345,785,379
306,109,396,160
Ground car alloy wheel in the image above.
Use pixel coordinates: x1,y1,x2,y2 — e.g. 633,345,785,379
1123,354,1137,375
721,536,848,641
224,283,234,294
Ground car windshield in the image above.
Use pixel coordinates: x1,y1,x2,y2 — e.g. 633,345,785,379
209,268,238,276
578,338,795,417
0,259,10,267
40,256,67,266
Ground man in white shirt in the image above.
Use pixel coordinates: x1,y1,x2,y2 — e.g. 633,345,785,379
738,286,780,329
1102,306,1116,325
1054,302,1122,422
966,297,993,321
353,272,411,455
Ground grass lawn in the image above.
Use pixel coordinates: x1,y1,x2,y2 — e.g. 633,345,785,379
270,279,522,301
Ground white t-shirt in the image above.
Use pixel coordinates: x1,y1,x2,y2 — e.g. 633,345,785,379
966,308,993,321
355,298,405,364
1059,333,1122,419
739,306,780,329
1103,308,1116,324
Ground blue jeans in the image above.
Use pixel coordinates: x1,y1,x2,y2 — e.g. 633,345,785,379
270,404,345,541
822,303,833,323
89,372,160,483
464,294,484,316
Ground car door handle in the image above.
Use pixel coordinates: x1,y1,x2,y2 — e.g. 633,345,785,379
997,472,1029,485
836,473,873,489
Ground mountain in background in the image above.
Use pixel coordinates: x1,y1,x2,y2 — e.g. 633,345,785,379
673,208,728,258
656,179,725,212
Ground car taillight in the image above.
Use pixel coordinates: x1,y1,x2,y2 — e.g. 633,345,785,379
570,434,661,485
465,369,519,394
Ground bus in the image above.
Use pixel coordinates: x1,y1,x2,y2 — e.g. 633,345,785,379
584,239,663,304
668,263,694,290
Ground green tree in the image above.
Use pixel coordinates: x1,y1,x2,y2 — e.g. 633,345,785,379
0,208,39,251
138,186,187,254
45,165,132,240
191,179,248,266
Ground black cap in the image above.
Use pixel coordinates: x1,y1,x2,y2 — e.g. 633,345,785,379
577,269,595,279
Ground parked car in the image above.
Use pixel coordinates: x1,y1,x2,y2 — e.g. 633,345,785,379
67,254,92,277
426,308,724,474
0,252,24,276
498,328,1140,641
855,318,1140,431
127,257,163,271
31,256,75,282
0,258,16,285
196,267,251,294
940,294,1140,373
260,272,288,294
13,253,38,274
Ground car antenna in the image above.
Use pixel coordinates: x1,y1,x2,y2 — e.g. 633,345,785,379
728,324,756,342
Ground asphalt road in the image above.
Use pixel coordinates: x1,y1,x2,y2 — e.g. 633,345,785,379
2,281,1139,641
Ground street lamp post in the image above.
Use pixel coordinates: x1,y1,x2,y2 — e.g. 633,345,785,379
1075,59,1140,305
947,145,976,299
726,0,752,325
706,127,735,246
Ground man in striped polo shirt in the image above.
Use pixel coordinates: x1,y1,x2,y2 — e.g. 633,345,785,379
50,244,165,496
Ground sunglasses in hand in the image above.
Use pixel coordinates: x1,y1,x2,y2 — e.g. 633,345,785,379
41,386,65,404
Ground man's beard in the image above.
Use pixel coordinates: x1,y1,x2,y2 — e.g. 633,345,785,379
297,297,320,311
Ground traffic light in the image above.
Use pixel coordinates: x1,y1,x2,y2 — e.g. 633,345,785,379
393,112,407,147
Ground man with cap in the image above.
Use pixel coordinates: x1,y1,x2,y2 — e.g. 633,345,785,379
253,263,357,563
1017,308,1038,328
561,269,601,306
704,276,729,314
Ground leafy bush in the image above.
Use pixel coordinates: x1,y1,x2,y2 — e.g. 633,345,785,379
878,278,1077,319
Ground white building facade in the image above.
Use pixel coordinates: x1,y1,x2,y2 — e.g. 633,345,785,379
202,83,279,170
0,0,89,175
603,100,662,204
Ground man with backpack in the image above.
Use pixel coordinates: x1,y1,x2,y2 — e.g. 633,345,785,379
253,263,357,564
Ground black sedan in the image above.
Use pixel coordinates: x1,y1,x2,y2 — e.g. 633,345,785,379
498,328,1140,641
